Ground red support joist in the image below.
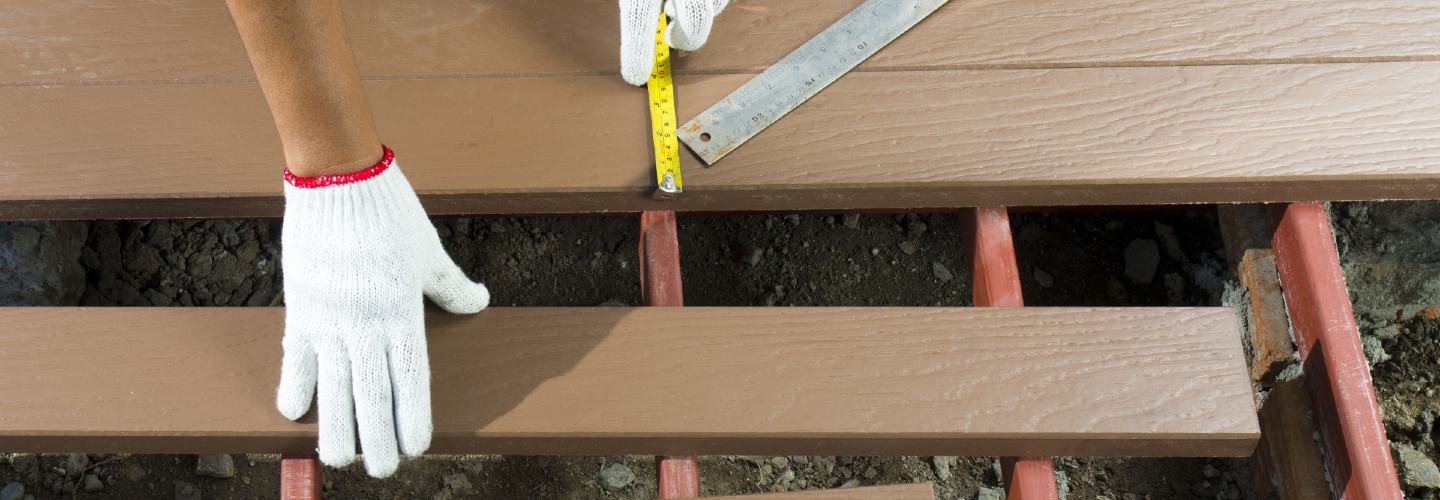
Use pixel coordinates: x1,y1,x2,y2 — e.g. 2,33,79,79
639,210,701,499
279,454,321,500
963,207,1059,500
1270,202,1402,499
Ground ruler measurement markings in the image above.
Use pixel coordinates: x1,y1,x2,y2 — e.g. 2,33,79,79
678,0,948,165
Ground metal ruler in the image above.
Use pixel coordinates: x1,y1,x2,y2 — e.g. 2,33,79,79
677,0,949,165
648,13,683,198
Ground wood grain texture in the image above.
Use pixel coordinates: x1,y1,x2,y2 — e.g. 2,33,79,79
6,61,1440,219
4,0,1440,84
0,307,1258,457
706,483,935,500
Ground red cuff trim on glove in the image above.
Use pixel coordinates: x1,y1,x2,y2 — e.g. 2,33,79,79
283,145,395,189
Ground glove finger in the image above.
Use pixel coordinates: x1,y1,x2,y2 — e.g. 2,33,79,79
619,0,663,85
424,246,490,314
389,330,432,457
350,338,400,478
665,0,727,51
276,334,318,421
316,341,357,468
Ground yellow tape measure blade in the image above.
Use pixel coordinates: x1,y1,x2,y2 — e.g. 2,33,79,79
647,13,682,198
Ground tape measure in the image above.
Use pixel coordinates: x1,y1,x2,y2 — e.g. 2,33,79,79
648,13,682,198
677,0,949,164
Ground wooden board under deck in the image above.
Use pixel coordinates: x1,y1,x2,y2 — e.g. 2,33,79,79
4,0,1440,218
0,307,1258,457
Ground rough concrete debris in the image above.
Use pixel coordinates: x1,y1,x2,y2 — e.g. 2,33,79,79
976,486,1004,500
598,463,635,491
1361,335,1392,366
931,456,957,481
932,262,954,283
842,214,861,229
195,454,235,479
1395,442,1440,489
1123,239,1161,284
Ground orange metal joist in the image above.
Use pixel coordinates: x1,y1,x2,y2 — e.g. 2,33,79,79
640,210,702,499
963,207,1060,500
279,454,321,500
1270,202,1402,499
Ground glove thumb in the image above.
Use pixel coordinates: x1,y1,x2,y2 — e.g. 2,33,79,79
423,246,490,314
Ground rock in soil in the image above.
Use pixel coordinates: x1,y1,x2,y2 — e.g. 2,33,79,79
931,456,957,481
1395,443,1440,489
432,473,474,500
65,454,88,476
1033,268,1055,288
0,482,22,500
932,262,954,283
598,462,635,491
194,454,234,479
83,474,102,492
976,486,1004,500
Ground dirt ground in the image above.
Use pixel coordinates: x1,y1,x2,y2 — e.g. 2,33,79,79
1,201,1436,499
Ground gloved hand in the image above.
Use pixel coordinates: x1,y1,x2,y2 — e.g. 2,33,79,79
276,146,490,478
619,0,730,85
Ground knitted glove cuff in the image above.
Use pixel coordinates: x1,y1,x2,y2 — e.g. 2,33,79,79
283,145,396,189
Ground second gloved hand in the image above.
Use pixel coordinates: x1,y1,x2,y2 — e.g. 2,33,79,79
619,0,730,86
277,146,490,478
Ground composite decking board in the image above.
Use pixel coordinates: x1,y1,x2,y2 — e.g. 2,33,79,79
5,0,1440,85
707,483,935,499
5,62,1440,219
0,307,1258,456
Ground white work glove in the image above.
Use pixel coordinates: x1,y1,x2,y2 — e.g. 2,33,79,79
619,0,730,85
276,146,490,478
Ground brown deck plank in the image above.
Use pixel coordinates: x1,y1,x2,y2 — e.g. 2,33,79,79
5,0,1440,84
0,307,1258,456
5,62,1440,218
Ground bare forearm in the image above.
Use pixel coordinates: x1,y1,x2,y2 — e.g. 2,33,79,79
226,0,381,177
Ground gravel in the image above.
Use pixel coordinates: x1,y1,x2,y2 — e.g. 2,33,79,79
931,456,957,481
931,262,954,283
195,454,235,479
599,463,636,491
83,474,103,492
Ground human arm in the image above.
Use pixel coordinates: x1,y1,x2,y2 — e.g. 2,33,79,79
226,0,490,478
